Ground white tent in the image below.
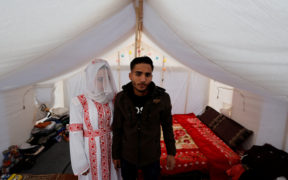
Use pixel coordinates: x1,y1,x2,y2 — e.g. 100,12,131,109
1,0,288,163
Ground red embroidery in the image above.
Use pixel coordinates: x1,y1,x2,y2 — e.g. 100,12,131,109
78,95,98,180
103,103,111,127
77,95,112,180
92,101,111,180
103,103,112,176
69,124,83,132
77,95,93,131
83,129,110,137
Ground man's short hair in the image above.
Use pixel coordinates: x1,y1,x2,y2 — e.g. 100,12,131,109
130,56,154,71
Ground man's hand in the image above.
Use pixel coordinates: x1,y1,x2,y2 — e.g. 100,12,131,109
82,168,90,176
166,155,175,170
113,159,121,170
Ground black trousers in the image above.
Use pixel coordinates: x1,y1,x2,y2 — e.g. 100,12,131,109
121,159,160,180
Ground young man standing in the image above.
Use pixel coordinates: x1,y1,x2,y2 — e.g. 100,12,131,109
112,56,176,180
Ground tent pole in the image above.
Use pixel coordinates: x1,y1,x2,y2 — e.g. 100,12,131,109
117,51,121,91
282,116,288,150
133,0,143,58
134,4,138,58
184,71,191,114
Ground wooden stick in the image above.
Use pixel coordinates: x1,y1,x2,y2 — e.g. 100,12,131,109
117,51,121,90
133,0,143,58
184,71,191,114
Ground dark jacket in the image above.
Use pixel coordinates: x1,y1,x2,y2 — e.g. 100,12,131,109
112,82,176,166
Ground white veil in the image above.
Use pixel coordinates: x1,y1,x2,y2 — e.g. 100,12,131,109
85,59,117,103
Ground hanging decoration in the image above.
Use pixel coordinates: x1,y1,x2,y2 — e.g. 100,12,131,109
160,56,167,87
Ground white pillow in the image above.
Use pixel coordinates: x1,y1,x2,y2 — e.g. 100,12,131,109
50,107,69,117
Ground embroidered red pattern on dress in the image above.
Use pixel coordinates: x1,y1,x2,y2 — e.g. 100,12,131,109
69,123,83,132
103,103,111,127
77,95,112,180
103,103,112,176
77,95,98,180
93,101,111,180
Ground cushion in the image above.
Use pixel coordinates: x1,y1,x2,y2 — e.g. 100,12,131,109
210,115,253,149
197,106,221,127
50,107,69,117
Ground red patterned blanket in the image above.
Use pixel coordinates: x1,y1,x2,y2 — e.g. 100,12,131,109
160,113,240,180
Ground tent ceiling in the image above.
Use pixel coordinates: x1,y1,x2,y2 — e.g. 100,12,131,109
147,0,288,99
0,0,288,101
0,0,131,76
0,1,135,90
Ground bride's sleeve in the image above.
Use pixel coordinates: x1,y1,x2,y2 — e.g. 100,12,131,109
69,97,89,175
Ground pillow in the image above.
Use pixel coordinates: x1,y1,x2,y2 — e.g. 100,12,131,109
197,106,221,127
210,114,253,150
50,107,69,117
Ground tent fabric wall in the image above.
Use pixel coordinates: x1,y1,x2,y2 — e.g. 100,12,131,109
236,91,288,151
34,85,55,109
209,82,288,150
63,55,210,115
0,86,36,162
256,98,288,149
162,68,209,115
230,89,263,149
